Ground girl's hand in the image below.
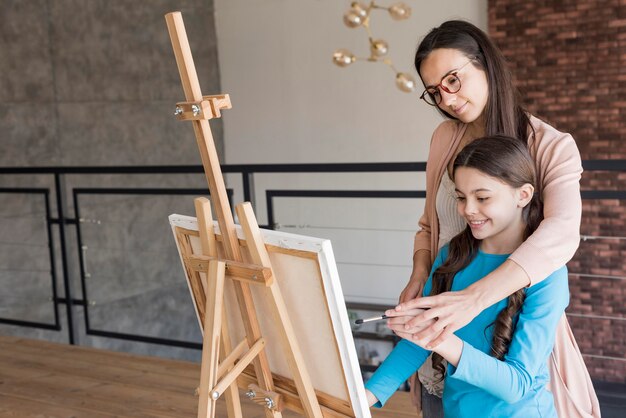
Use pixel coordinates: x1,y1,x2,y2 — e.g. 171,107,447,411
406,332,464,368
394,288,484,349
384,308,435,340
365,389,378,407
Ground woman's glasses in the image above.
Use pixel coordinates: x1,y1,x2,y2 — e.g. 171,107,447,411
420,60,473,106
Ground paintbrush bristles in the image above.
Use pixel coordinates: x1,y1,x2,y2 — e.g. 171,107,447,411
354,314,388,325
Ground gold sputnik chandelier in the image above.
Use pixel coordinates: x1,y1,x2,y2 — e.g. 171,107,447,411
332,2,417,93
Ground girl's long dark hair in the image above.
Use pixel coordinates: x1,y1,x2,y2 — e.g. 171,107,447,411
430,135,543,379
414,20,533,145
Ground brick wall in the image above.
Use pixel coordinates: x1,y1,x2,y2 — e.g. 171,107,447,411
489,0,626,383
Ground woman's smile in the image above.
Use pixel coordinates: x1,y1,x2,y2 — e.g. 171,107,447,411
451,101,469,115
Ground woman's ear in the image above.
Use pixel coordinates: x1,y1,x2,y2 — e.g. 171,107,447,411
517,183,534,208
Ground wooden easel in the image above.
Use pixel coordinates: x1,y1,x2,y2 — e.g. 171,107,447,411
165,11,324,418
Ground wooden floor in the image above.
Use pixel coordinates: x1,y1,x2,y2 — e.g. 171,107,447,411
0,335,419,417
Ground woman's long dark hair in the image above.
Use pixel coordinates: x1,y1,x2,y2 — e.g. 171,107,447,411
415,20,533,145
430,135,543,379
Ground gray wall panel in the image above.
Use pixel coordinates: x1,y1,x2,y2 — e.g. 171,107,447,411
0,0,221,362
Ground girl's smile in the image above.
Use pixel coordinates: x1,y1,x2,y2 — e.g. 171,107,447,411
467,219,488,229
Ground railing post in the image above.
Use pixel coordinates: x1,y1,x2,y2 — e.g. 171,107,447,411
44,190,62,330
54,173,76,345
242,171,255,211
266,191,275,230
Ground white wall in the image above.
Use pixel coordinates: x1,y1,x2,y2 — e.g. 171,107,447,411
214,0,487,305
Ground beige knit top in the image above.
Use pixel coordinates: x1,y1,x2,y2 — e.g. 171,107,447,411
435,170,466,250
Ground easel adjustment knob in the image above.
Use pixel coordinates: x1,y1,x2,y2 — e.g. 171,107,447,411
246,384,283,411
174,94,232,121
264,397,275,409
211,391,220,400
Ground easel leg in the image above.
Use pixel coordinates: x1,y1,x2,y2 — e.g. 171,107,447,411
220,311,243,418
236,203,323,418
195,198,242,418
231,282,283,417
198,260,226,418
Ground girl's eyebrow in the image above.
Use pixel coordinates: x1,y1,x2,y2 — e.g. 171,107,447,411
454,188,492,194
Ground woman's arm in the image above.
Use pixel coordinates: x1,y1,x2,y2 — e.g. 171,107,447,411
400,121,460,303
407,268,569,403
509,129,582,285
365,251,447,407
398,128,582,347
403,259,529,347
399,248,431,303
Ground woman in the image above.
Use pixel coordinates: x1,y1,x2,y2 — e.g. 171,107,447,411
396,20,593,417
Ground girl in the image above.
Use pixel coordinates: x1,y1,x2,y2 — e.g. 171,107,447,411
397,20,586,416
365,135,570,417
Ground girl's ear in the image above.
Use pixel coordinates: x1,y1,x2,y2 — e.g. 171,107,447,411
517,183,534,208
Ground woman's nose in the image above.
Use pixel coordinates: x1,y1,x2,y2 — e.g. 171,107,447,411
441,90,457,107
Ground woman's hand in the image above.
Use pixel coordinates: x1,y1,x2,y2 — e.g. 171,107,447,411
399,275,425,304
397,260,531,348
399,250,431,303
394,287,485,349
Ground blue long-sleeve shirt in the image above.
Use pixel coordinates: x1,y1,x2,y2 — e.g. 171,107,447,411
365,246,569,417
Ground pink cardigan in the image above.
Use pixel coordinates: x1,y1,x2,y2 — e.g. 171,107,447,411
413,115,583,285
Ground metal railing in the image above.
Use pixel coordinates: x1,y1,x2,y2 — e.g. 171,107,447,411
0,160,624,349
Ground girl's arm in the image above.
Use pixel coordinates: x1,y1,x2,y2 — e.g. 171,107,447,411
399,130,582,347
366,250,447,408
408,267,569,403
364,339,430,408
